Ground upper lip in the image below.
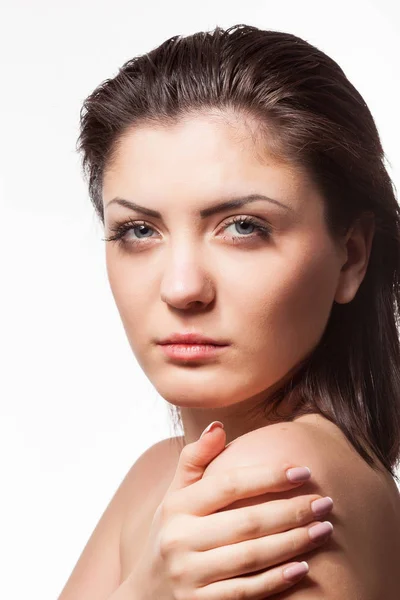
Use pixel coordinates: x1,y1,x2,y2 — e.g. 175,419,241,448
157,332,229,345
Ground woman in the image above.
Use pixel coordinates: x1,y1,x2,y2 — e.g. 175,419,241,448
59,24,400,599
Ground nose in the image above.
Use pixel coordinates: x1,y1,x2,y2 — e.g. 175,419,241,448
160,248,215,310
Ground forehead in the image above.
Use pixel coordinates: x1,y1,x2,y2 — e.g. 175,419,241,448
102,112,315,209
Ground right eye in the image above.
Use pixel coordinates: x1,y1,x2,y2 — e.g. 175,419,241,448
104,220,157,246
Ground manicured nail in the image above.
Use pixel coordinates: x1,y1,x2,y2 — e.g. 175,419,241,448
311,496,333,517
308,521,333,542
200,421,224,439
286,466,311,482
283,561,309,582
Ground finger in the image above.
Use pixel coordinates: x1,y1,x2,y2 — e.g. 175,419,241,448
190,494,333,551
195,560,310,599
196,519,333,584
166,421,226,494
169,463,312,516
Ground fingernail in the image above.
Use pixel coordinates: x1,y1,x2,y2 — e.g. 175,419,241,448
308,521,333,542
200,421,224,439
283,561,309,582
286,466,311,482
311,496,333,517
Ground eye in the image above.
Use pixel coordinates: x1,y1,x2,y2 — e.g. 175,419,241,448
103,220,156,245
103,215,272,248
221,215,272,242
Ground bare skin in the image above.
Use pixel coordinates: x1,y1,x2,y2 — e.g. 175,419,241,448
120,414,400,598
103,109,375,447
100,109,399,597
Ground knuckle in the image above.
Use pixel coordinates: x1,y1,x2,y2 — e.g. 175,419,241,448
168,556,187,581
180,444,201,470
180,443,194,459
288,529,302,554
221,470,240,498
241,509,263,537
159,525,182,557
294,500,310,525
239,544,259,573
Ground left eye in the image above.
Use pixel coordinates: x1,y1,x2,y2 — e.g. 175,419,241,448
220,216,272,242
224,218,259,236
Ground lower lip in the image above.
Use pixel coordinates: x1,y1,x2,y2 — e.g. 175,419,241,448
158,343,228,360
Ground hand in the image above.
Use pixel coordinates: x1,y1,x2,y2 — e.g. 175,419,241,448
128,422,333,599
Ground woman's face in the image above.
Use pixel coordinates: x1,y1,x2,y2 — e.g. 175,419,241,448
102,112,347,413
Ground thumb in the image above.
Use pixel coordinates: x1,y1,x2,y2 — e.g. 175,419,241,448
167,421,226,493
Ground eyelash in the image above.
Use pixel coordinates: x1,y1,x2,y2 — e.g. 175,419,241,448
103,215,272,248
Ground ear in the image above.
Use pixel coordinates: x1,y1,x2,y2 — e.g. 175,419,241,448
334,212,376,305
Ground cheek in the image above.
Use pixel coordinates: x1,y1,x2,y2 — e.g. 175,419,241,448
105,254,149,344
106,254,129,310
249,244,339,370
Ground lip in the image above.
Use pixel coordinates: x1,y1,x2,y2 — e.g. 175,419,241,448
159,343,228,361
157,332,229,346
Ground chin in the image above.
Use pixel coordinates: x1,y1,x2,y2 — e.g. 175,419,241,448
154,385,237,408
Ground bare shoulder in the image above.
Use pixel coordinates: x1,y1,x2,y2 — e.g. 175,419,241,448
202,414,400,599
118,436,183,582
58,438,181,600
120,436,183,528
124,436,182,491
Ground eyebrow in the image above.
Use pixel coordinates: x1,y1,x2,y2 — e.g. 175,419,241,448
106,194,293,218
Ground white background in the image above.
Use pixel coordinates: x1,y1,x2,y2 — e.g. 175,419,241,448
1,1,399,598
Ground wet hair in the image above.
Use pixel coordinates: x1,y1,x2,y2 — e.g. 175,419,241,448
76,24,400,480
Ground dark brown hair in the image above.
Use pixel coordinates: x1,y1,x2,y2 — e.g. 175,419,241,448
76,24,400,480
